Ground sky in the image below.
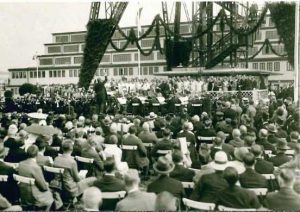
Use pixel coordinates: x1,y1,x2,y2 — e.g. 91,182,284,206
0,1,266,73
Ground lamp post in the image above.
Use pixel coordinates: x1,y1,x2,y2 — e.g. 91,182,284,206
33,52,39,85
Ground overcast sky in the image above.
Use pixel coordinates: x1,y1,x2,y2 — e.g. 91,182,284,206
0,1,267,73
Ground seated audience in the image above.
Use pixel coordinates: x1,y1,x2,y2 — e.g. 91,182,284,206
170,150,195,182
216,167,261,209
229,129,244,148
155,191,177,211
267,138,291,167
251,144,274,174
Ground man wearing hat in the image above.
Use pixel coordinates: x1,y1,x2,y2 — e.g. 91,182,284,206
288,131,300,150
267,138,291,167
190,151,229,203
256,129,276,154
267,124,281,145
196,119,216,144
116,169,156,211
147,155,185,199
251,144,274,174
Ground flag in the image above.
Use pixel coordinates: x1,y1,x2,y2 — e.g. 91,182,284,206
136,5,143,35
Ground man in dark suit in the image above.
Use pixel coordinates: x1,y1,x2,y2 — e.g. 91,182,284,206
170,150,195,182
151,129,175,159
267,139,291,167
256,129,276,154
0,144,19,204
216,167,261,209
264,168,300,210
35,137,52,167
222,101,237,121
93,157,126,210
4,138,27,163
239,152,268,188
94,76,108,113
190,151,229,203
210,137,232,161
147,156,185,199
251,145,274,174
267,124,281,145
122,126,149,178
216,131,234,159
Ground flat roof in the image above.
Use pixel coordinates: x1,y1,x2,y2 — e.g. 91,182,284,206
154,67,283,76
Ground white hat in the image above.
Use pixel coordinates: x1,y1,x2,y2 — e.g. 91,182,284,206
209,151,229,171
8,124,18,136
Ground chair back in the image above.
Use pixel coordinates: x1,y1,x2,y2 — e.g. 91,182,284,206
218,205,258,211
188,168,201,173
285,149,295,156
157,149,172,155
75,156,94,164
182,198,215,210
101,191,126,199
198,136,215,141
13,174,35,185
51,146,60,151
262,174,276,180
121,145,138,150
182,182,195,189
0,175,8,182
143,143,153,148
43,166,64,174
248,188,268,196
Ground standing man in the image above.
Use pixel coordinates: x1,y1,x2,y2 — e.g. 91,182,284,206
94,76,108,113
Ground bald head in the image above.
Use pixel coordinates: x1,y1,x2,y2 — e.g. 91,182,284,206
232,129,241,138
239,125,247,134
259,129,268,138
82,187,102,210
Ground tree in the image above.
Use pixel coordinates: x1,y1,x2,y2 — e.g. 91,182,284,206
4,90,13,99
19,83,38,96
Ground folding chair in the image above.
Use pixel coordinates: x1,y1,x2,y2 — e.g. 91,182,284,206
13,174,35,185
182,198,215,210
262,173,278,191
218,205,258,211
0,175,8,182
182,182,195,189
51,146,60,152
75,156,94,178
121,145,138,150
101,191,126,199
157,149,172,155
248,188,268,196
13,174,36,209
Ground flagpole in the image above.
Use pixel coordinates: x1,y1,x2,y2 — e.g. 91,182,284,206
35,52,39,85
294,2,299,103
137,2,141,79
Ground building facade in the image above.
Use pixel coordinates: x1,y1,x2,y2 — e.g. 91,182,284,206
8,14,294,95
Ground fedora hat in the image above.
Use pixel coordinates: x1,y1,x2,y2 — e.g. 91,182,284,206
267,124,277,133
277,138,289,150
148,112,157,120
153,156,175,174
209,151,229,171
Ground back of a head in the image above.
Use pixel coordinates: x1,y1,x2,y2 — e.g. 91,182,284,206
104,157,115,173
109,135,118,144
243,152,256,167
142,122,150,131
239,125,247,134
278,168,295,187
27,145,39,158
217,131,226,141
155,191,177,211
259,129,268,138
129,126,136,135
172,149,183,163
213,137,223,146
223,167,239,187
35,136,47,151
251,144,262,157
163,128,171,138
232,129,241,138
62,139,73,153
124,169,140,189
82,187,102,210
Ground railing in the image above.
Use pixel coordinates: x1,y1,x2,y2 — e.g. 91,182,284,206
207,89,268,102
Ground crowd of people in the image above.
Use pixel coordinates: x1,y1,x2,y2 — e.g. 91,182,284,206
0,76,299,211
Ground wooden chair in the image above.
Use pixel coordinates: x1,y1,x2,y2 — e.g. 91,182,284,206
182,198,215,210
262,174,276,180
285,149,295,156
13,174,35,185
75,156,94,164
43,166,64,174
197,136,215,141
143,143,153,148
157,149,172,155
121,145,138,150
0,175,8,182
51,146,60,151
248,188,268,196
101,191,126,199
182,182,195,189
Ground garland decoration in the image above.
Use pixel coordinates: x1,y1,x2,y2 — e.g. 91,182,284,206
268,2,295,65
79,19,115,89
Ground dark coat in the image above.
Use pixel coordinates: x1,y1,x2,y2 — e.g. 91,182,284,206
170,164,195,182
4,147,27,163
255,158,274,174
81,145,104,177
177,130,197,146
267,153,291,167
0,161,19,203
256,138,276,154
147,175,185,198
93,174,126,211
151,138,175,158
190,171,228,203
122,134,149,169
216,186,261,209
264,187,300,210
239,168,268,188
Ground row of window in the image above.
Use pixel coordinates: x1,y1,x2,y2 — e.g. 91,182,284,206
252,61,293,72
49,69,80,78
48,44,85,54
54,34,86,43
95,68,109,77
12,71,46,79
